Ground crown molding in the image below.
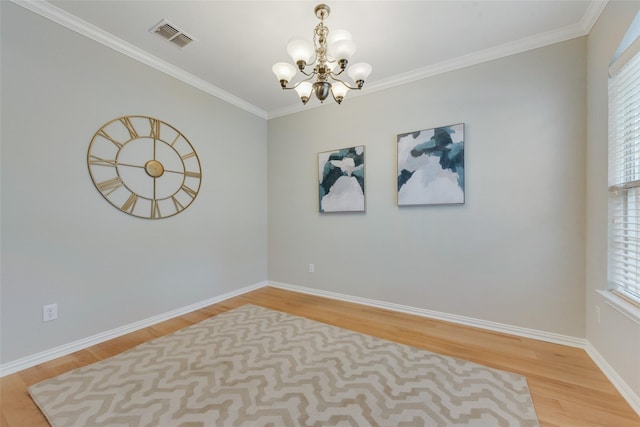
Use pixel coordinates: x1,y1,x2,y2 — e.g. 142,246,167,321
581,0,609,33
13,0,606,121
11,0,268,120
364,22,591,100
269,2,605,120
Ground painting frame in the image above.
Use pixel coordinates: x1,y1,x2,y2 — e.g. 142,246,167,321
318,145,365,213
397,123,465,206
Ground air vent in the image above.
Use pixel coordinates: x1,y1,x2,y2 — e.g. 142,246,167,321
171,33,193,48
150,19,195,48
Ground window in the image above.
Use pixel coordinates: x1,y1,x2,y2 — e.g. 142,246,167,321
608,18,640,306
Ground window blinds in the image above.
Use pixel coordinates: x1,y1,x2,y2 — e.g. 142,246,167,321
608,38,640,304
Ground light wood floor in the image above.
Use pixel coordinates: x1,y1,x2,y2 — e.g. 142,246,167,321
1,286,639,427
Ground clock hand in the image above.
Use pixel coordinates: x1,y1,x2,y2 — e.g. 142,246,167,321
164,169,201,178
115,162,146,169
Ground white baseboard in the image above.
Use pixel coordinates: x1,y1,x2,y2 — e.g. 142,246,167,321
4,279,638,418
269,281,640,417
585,342,640,416
268,281,586,348
0,281,266,377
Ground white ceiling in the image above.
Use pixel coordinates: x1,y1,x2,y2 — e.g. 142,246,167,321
21,1,605,118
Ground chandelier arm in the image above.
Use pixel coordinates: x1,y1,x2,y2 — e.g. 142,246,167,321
273,4,370,105
298,68,317,77
330,68,346,78
281,73,317,90
328,74,361,90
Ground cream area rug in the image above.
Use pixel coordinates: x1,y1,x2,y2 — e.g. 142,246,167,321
29,304,540,427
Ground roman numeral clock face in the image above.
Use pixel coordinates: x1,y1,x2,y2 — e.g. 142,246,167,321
87,116,202,219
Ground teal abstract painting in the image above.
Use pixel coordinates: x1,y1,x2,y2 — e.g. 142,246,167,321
397,124,464,206
318,146,365,212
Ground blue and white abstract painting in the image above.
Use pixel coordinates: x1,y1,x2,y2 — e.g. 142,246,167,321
318,145,365,212
397,123,464,206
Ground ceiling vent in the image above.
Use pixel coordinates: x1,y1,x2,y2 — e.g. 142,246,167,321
150,19,195,48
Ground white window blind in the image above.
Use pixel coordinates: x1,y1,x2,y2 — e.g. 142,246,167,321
608,35,640,304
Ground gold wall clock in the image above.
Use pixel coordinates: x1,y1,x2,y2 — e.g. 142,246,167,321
87,116,202,219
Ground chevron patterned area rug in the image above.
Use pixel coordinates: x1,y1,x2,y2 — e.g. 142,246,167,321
29,304,539,427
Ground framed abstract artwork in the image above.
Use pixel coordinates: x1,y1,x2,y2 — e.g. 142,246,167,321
318,145,365,212
397,123,465,206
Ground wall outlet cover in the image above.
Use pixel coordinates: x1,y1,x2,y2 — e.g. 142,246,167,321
43,303,58,322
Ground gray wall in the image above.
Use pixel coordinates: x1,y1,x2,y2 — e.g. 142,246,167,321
1,2,268,364
586,0,640,400
268,37,587,338
7,1,637,405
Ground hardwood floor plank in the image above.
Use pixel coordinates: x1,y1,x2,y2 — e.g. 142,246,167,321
1,286,638,426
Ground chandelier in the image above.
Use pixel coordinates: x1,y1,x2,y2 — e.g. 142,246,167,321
272,4,372,105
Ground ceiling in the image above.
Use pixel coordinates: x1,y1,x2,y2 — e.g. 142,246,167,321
22,1,605,118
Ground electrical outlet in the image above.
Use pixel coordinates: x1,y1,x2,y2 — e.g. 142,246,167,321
308,263,315,273
595,305,601,324
43,303,58,322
